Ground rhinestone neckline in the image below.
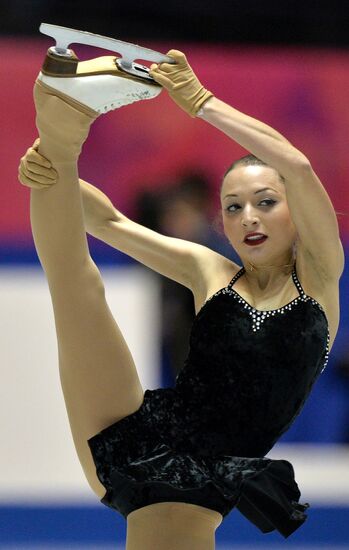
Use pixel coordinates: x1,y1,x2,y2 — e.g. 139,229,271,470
229,286,301,314
227,266,305,312
197,265,306,315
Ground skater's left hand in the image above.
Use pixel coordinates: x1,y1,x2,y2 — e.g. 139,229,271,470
149,50,214,117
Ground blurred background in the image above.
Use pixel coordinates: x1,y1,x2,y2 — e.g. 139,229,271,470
1,1,349,548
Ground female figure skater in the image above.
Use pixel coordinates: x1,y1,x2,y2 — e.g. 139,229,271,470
19,44,344,549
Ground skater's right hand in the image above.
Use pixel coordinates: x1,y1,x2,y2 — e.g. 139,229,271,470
18,138,58,190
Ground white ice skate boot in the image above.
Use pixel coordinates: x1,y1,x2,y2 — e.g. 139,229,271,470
36,23,175,114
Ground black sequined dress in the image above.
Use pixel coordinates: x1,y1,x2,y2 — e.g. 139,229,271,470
88,262,330,538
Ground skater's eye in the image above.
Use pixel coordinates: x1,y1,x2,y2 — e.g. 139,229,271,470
226,199,276,213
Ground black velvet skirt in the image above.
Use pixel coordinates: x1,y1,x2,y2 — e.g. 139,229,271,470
87,388,309,539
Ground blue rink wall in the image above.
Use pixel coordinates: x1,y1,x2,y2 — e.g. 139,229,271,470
0,502,348,548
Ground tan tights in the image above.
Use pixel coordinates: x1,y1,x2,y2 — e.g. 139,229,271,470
31,80,222,548
126,502,223,550
31,80,147,499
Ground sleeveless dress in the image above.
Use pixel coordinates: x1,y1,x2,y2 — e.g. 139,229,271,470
87,262,330,539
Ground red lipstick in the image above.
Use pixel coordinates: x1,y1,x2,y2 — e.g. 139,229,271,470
244,232,268,246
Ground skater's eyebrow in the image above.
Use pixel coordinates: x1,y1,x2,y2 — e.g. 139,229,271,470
223,187,277,198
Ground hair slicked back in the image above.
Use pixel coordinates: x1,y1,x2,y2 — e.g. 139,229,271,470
223,154,285,184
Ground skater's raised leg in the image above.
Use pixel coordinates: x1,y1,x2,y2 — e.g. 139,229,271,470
30,80,145,498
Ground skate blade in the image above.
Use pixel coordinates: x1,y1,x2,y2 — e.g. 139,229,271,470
39,22,175,79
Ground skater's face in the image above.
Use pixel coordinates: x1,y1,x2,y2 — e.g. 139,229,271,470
220,165,297,261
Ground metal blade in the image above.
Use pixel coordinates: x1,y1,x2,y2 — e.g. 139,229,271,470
40,23,174,68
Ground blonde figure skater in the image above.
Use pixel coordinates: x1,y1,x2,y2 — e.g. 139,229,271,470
19,41,344,549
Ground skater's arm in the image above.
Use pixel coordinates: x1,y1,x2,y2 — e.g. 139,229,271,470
18,142,227,292
79,180,229,294
77,180,230,293
150,50,307,181
150,51,344,279
95,212,230,292
197,98,343,277
79,178,119,234
79,180,230,296
195,96,308,181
